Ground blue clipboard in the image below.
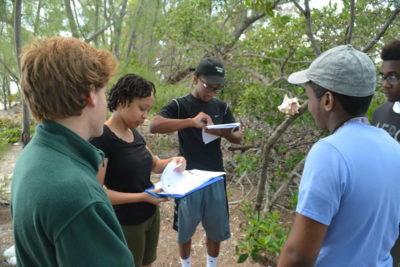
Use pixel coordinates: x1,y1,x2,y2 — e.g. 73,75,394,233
146,176,224,199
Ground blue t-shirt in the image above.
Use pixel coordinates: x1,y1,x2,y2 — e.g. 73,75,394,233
297,120,400,266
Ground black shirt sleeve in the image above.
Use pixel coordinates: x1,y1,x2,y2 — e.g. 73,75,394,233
158,99,179,119
222,104,236,124
90,126,110,158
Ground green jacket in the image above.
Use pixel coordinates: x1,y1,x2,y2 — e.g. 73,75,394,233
11,121,134,267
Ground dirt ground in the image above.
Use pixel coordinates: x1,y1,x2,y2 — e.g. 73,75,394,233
0,143,21,267
0,190,272,267
0,124,278,266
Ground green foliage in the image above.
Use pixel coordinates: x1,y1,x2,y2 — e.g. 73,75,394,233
242,128,263,145
0,174,11,199
0,143,9,160
271,147,305,190
284,150,304,169
236,203,289,263
367,90,386,121
0,118,34,144
0,119,22,143
152,82,191,116
148,134,177,159
235,84,287,127
288,189,298,209
235,153,260,175
0,143,11,199
157,0,234,47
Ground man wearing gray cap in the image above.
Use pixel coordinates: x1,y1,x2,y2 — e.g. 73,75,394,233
150,57,242,267
278,45,400,266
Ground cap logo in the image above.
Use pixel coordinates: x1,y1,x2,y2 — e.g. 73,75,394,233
216,66,224,73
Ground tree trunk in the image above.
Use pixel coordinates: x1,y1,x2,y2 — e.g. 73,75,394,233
113,0,128,60
33,0,42,35
2,72,7,110
63,0,79,38
6,81,11,110
147,0,160,68
14,0,31,146
126,0,145,58
94,0,100,46
254,101,308,213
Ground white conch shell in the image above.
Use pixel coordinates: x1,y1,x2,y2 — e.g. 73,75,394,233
278,94,300,115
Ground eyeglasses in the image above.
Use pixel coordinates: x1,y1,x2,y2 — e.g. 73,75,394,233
199,78,223,93
379,74,400,86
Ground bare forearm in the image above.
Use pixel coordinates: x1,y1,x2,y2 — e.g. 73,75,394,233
149,116,194,133
278,246,316,267
105,189,147,205
152,158,173,174
224,130,242,144
278,213,326,267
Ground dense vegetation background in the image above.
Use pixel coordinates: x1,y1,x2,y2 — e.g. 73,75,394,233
1,0,400,264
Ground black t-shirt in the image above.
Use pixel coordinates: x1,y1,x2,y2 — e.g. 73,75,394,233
158,93,236,171
372,102,400,142
90,125,155,225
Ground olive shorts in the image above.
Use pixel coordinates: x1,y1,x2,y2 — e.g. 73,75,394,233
121,207,160,267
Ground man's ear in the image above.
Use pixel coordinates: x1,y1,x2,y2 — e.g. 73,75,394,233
193,75,198,84
87,85,97,107
322,91,334,111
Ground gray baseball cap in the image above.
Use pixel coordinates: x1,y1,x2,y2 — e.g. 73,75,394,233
288,45,376,97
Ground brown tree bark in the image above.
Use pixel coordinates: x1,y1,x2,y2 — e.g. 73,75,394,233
63,0,79,38
14,0,31,146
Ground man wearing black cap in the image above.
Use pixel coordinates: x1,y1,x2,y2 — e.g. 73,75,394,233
150,57,242,267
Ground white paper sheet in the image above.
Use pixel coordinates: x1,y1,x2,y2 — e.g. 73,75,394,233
201,122,241,144
155,162,225,195
205,122,240,130
202,128,220,144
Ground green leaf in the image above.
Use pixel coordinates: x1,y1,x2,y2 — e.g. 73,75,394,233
238,253,249,263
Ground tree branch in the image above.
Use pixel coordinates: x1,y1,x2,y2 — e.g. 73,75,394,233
126,0,145,58
85,1,126,43
255,100,309,213
280,47,297,74
223,60,270,85
344,0,355,44
305,0,321,55
264,157,305,212
291,0,305,15
224,11,266,52
239,53,311,64
166,67,194,84
0,58,18,82
293,0,321,55
63,0,79,38
223,0,281,53
362,5,400,53
228,145,255,152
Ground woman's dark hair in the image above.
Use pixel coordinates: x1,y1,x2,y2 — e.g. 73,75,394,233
308,82,373,116
108,73,156,112
381,40,400,61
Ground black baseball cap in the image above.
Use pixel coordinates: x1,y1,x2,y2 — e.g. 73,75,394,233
195,57,225,85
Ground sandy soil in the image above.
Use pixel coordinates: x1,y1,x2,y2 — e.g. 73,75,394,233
0,143,21,267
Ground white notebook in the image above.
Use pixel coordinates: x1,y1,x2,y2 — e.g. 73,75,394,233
153,162,225,198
